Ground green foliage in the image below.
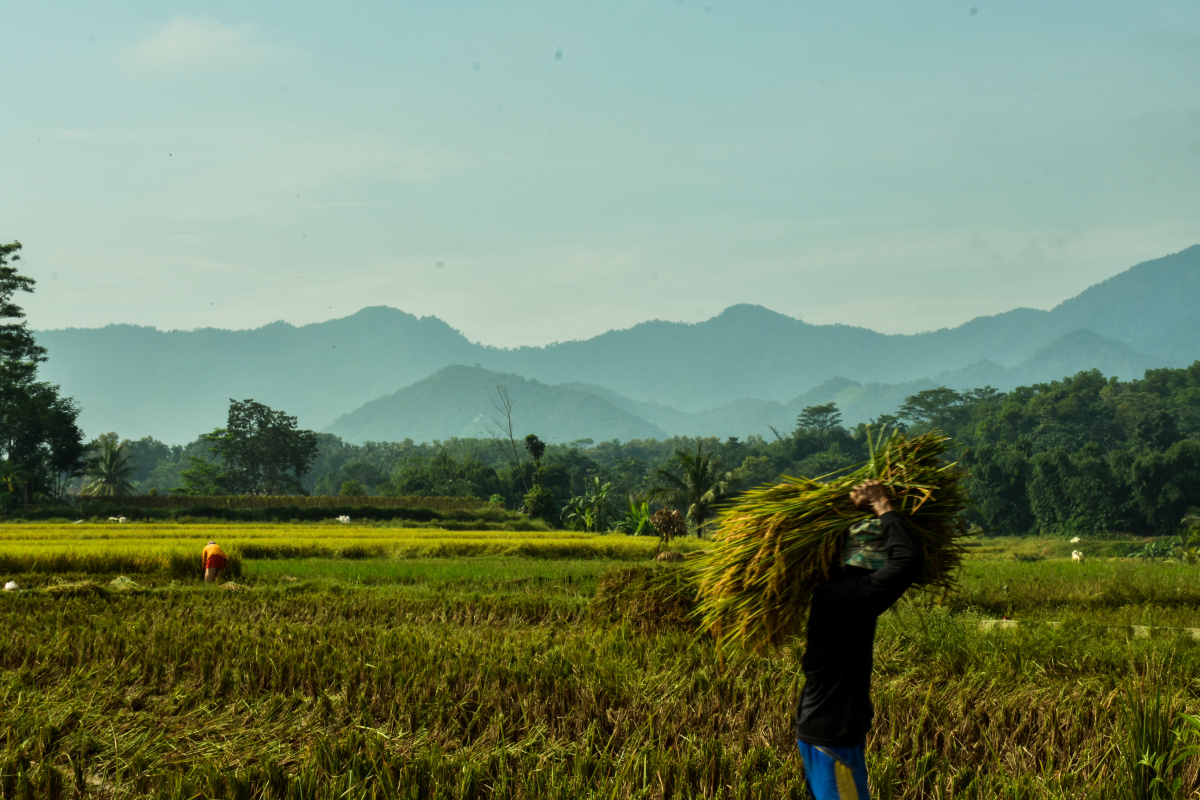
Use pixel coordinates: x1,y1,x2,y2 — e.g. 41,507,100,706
898,387,971,433
521,484,556,522
1026,444,1130,536
114,361,1200,539
175,457,227,496
1177,515,1200,564
0,459,31,498
957,365,1200,536
0,241,44,375
0,241,86,504
80,438,137,497
208,399,319,495
1125,656,1181,800
792,447,857,480
170,400,320,496
379,448,501,499
1128,439,1200,534
561,476,613,532
523,434,547,463
1139,713,1200,799
613,493,652,535
796,402,843,447
648,443,736,536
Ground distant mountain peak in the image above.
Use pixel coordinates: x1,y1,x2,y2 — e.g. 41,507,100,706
713,303,796,321
332,305,420,325
326,363,667,444
1046,244,1200,342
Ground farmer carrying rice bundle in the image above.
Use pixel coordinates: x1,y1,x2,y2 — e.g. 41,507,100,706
201,541,228,583
793,478,921,798
691,431,969,799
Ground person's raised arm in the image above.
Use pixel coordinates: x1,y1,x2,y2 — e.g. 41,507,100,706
850,480,924,610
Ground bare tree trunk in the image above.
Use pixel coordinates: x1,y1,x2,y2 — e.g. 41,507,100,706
484,385,530,493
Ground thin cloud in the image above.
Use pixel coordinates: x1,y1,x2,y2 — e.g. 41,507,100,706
126,17,297,74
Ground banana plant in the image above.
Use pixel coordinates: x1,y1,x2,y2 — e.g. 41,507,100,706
561,477,612,532
614,493,652,535
0,459,30,497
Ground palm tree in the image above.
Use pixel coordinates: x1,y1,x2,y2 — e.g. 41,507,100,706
648,443,737,537
81,439,136,497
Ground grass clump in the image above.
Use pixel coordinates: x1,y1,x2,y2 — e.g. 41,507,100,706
591,565,697,632
693,430,970,649
41,580,107,598
107,575,142,593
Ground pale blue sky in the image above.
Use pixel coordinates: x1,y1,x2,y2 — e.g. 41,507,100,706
4,1,1198,346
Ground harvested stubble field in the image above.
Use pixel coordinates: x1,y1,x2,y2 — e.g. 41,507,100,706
1,523,1199,799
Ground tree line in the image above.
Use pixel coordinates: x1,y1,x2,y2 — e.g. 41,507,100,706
74,362,1200,538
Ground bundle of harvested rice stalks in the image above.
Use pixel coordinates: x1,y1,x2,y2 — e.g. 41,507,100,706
591,565,698,633
691,430,969,650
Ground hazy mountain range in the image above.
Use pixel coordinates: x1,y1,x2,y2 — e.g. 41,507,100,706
36,245,1200,445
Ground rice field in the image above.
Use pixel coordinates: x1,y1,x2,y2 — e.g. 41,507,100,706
0,522,695,576
1,522,1199,798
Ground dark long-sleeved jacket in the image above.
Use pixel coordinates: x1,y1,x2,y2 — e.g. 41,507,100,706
794,511,923,747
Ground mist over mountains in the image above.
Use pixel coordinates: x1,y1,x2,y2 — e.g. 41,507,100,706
36,245,1200,445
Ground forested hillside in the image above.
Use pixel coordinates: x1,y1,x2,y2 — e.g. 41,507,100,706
113,362,1200,538
328,366,668,444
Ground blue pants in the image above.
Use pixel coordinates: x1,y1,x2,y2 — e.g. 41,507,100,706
797,740,870,800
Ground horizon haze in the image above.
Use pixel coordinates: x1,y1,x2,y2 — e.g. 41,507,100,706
34,245,1200,444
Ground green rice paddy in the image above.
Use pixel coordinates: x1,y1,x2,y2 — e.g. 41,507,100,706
0,522,1197,798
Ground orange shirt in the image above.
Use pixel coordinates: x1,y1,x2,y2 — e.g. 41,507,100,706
202,543,227,569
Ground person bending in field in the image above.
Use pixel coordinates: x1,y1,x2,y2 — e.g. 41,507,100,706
795,479,924,800
202,541,228,583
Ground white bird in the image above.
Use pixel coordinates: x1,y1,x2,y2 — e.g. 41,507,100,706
3,581,18,592
1070,536,1081,544
118,516,127,523
74,520,84,525
1071,550,1084,563
108,516,120,522
336,515,350,524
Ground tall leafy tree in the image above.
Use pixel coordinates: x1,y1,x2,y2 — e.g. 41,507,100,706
203,399,319,495
0,241,86,504
0,241,44,381
649,443,737,536
1128,439,1200,535
796,403,843,448
897,387,969,434
174,458,227,496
